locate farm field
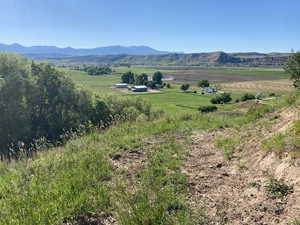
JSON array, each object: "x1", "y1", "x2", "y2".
[
  {"x1": 65, "y1": 66, "x2": 291, "y2": 113},
  {"x1": 221, "y1": 79, "x2": 292, "y2": 93},
  {"x1": 64, "y1": 69, "x2": 122, "y2": 94},
  {"x1": 115, "y1": 66, "x2": 288, "y2": 84},
  {"x1": 165, "y1": 71, "x2": 287, "y2": 84}
]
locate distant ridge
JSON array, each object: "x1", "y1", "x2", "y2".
[
  {"x1": 0, "y1": 43, "x2": 290, "y2": 66},
  {"x1": 0, "y1": 43, "x2": 170, "y2": 56},
  {"x1": 32, "y1": 51, "x2": 289, "y2": 66}
]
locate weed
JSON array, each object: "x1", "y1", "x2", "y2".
[
  {"x1": 263, "y1": 134, "x2": 286, "y2": 155},
  {"x1": 216, "y1": 136, "x2": 240, "y2": 160},
  {"x1": 292, "y1": 218, "x2": 300, "y2": 225},
  {"x1": 248, "y1": 181, "x2": 261, "y2": 190},
  {"x1": 114, "y1": 141, "x2": 191, "y2": 225},
  {"x1": 265, "y1": 177, "x2": 293, "y2": 199}
]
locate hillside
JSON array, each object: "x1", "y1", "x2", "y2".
[
  {"x1": 36, "y1": 51, "x2": 290, "y2": 66},
  {"x1": 1, "y1": 88, "x2": 300, "y2": 224},
  {"x1": 1, "y1": 53, "x2": 299, "y2": 225},
  {"x1": 0, "y1": 43, "x2": 169, "y2": 56}
]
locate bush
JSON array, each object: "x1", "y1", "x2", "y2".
[
  {"x1": 198, "y1": 105, "x2": 218, "y2": 113},
  {"x1": 265, "y1": 177, "x2": 293, "y2": 198},
  {"x1": 122, "y1": 106, "x2": 140, "y2": 121},
  {"x1": 210, "y1": 93, "x2": 232, "y2": 104},
  {"x1": 197, "y1": 80, "x2": 210, "y2": 88},
  {"x1": 241, "y1": 93, "x2": 255, "y2": 101},
  {"x1": 180, "y1": 84, "x2": 190, "y2": 92},
  {"x1": 269, "y1": 92, "x2": 276, "y2": 97},
  {"x1": 166, "y1": 83, "x2": 171, "y2": 88}
]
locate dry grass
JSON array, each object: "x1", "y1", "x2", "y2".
[{"x1": 221, "y1": 79, "x2": 293, "y2": 94}]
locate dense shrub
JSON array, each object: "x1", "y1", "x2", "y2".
[
  {"x1": 166, "y1": 83, "x2": 171, "y2": 88},
  {"x1": 198, "y1": 105, "x2": 218, "y2": 113},
  {"x1": 241, "y1": 93, "x2": 255, "y2": 101},
  {"x1": 180, "y1": 84, "x2": 190, "y2": 92},
  {"x1": 211, "y1": 93, "x2": 232, "y2": 104}
]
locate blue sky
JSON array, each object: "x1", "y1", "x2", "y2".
[{"x1": 1, "y1": 0, "x2": 299, "y2": 53}]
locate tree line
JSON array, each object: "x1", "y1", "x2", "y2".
[
  {"x1": 71, "y1": 64, "x2": 113, "y2": 75},
  {"x1": 121, "y1": 71, "x2": 164, "y2": 88},
  {"x1": 0, "y1": 53, "x2": 154, "y2": 160}
]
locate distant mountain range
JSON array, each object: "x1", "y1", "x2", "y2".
[
  {"x1": 0, "y1": 43, "x2": 170, "y2": 56},
  {"x1": 32, "y1": 51, "x2": 290, "y2": 66},
  {"x1": 0, "y1": 43, "x2": 290, "y2": 66}
]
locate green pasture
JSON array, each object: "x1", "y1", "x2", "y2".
[
  {"x1": 63, "y1": 69, "x2": 121, "y2": 94},
  {"x1": 63, "y1": 68, "x2": 285, "y2": 113},
  {"x1": 63, "y1": 69, "x2": 241, "y2": 113}
]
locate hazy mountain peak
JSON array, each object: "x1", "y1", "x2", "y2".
[{"x1": 0, "y1": 43, "x2": 169, "y2": 56}]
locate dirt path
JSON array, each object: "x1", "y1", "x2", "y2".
[{"x1": 183, "y1": 108, "x2": 300, "y2": 225}]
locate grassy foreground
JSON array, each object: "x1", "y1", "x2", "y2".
[{"x1": 0, "y1": 102, "x2": 276, "y2": 225}]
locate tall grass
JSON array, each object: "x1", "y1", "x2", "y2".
[{"x1": 0, "y1": 95, "x2": 286, "y2": 224}]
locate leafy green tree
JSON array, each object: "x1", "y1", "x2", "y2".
[
  {"x1": 29, "y1": 64, "x2": 93, "y2": 141},
  {"x1": 0, "y1": 71, "x2": 33, "y2": 159},
  {"x1": 284, "y1": 52, "x2": 300, "y2": 88},
  {"x1": 0, "y1": 53, "x2": 154, "y2": 159},
  {"x1": 152, "y1": 71, "x2": 163, "y2": 85},
  {"x1": 135, "y1": 73, "x2": 148, "y2": 85},
  {"x1": 180, "y1": 84, "x2": 190, "y2": 92},
  {"x1": 211, "y1": 93, "x2": 232, "y2": 104},
  {"x1": 121, "y1": 71, "x2": 135, "y2": 84},
  {"x1": 197, "y1": 80, "x2": 210, "y2": 88},
  {"x1": 0, "y1": 55, "x2": 97, "y2": 159}
]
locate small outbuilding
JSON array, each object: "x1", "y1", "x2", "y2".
[
  {"x1": 131, "y1": 85, "x2": 148, "y2": 92},
  {"x1": 201, "y1": 87, "x2": 217, "y2": 94},
  {"x1": 115, "y1": 83, "x2": 128, "y2": 88}
]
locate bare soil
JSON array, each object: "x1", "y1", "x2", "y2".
[
  {"x1": 184, "y1": 108, "x2": 300, "y2": 224},
  {"x1": 165, "y1": 71, "x2": 286, "y2": 84}
]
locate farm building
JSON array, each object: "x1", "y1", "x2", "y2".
[
  {"x1": 115, "y1": 83, "x2": 128, "y2": 88},
  {"x1": 201, "y1": 87, "x2": 217, "y2": 94},
  {"x1": 131, "y1": 85, "x2": 148, "y2": 92}
]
